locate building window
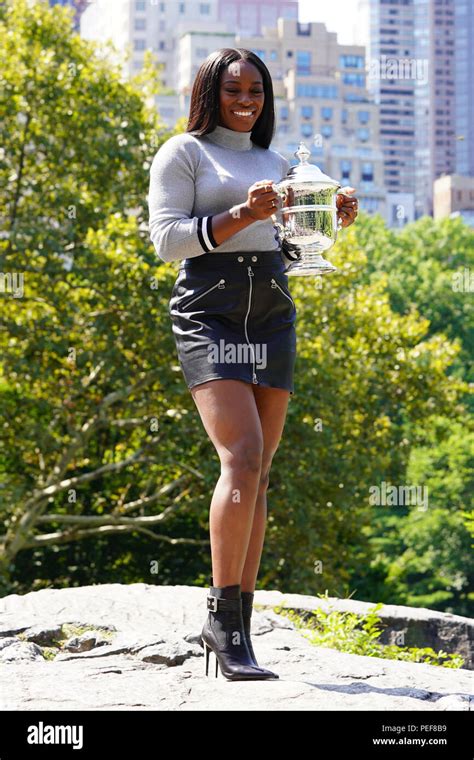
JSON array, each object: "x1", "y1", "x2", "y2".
[
  {"x1": 287, "y1": 50, "x2": 293, "y2": 57},
  {"x1": 159, "y1": 41, "x2": 165, "y2": 50},
  {"x1": 361, "y1": 197, "x2": 379, "y2": 213},
  {"x1": 134, "y1": 39, "x2": 146, "y2": 51},
  {"x1": 297, "y1": 50, "x2": 311, "y2": 75},
  {"x1": 159, "y1": 2, "x2": 165, "y2": 11},
  {"x1": 159, "y1": 20, "x2": 165, "y2": 31},
  {"x1": 297, "y1": 84, "x2": 338, "y2": 98},
  {"x1": 340, "y1": 159, "x2": 352, "y2": 180},
  {"x1": 280, "y1": 105, "x2": 289, "y2": 120},
  {"x1": 297, "y1": 22, "x2": 311, "y2": 36},
  {"x1": 361, "y1": 162, "x2": 374, "y2": 182},
  {"x1": 340, "y1": 54, "x2": 364, "y2": 69},
  {"x1": 270, "y1": 50, "x2": 278, "y2": 61},
  {"x1": 343, "y1": 73, "x2": 365, "y2": 87},
  {"x1": 134, "y1": 18, "x2": 146, "y2": 31},
  {"x1": 358, "y1": 110, "x2": 370, "y2": 124},
  {"x1": 179, "y1": 2, "x2": 185, "y2": 12},
  {"x1": 252, "y1": 49, "x2": 266, "y2": 60},
  {"x1": 341, "y1": 108, "x2": 348, "y2": 124},
  {"x1": 200, "y1": 3, "x2": 210, "y2": 13},
  {"x1": 135, "y1": 0, "x2": 146, "y2": 10},
  {"x1": 357, "y1": 127, "x2": 370, "y2": 141},
  {"x1": 301, "y1": 123, "x2": 313, "y2": 138},
  {"x1": 321, "y1": 125, "x2": 332, "y2": 138},
  {"x1": 321, "y1": 106, "x2": 333, "y2": 120},
  {"x1": 301, "y1": 105, "x2": 313, "y2": 119}
]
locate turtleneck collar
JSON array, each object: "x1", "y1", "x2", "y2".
[{"x1": 205, "y1": 123, "x2": 254, "y2": 151}]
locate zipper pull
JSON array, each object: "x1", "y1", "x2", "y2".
[
  {"x1": 271, "y1": 278, "x2": 277, "y2": 288},
  {"x1": 248, "y1": 266, "x2": 254, "y2": 277},
  {"x1": 252, "y1": 372, "x2": 258, "y2": 384},
  {"x1": 218, "y1": 279, "x2": 226, "y2": 288}
]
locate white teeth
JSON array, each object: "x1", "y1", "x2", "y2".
[{"x1": 233, "y1": 111, "x2": 254, "y2": 116}]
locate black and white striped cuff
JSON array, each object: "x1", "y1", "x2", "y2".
[{"x1": 197, "y1": 216, "x2": 218, "y2": 253}]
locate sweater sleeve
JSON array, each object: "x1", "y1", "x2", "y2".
[
  {"x1": 147, "y1": 134, "x2": 219, "y2": 263},
  {"x1": 273, "y1": 152, "x2": 295, "y2": 271}
]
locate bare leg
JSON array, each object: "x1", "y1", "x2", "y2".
[
  {"x1": 241, "y1": 386, "x2": 290, "y2": 593},
  {"x1": 190, "y1": 379, "x2": 264, "y2": 587}
]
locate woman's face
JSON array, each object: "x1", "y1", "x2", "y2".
[{"x1": 217, "y1": 60, "x2": 265, "y2": 132}]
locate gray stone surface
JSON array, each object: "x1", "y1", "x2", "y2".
[{"x1": 0, "y1": 583, "x2": 472, "y2": 711}]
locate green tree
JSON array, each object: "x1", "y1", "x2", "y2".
[
  {"x1": 0, "y1": 0, "x2": 208, "y2": 593},
  {"x1": 353, "y1": 213, "x2": 474, "y2": 384}
]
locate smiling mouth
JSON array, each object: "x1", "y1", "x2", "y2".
[{"x1": 232, "y1": 110, "x2": 256, "y2": 118}]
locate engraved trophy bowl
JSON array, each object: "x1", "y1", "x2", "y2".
[{"x1": 271, "y1": 142, "x2": 344, "y2": 276}]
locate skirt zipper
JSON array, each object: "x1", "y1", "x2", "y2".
[
  {"x1": 271, "y1": 277, "x2": 295, "y2": 308},
  {"x1": 182, "y1": 278, "x2": 226, "y2": 309},
  {"x1": 245, "y1": 266, "x2": 258, "y2": 384}
]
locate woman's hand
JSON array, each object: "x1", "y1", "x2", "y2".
[
  {"x1": 245, "y1": 179, "x2": 280, "y2": 221},
  {"x1": 336, "y1": 187, "x2": 359, "y2": 228}
]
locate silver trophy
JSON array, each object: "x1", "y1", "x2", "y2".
[{"x1": 271, "y1": 142, "x2": 344, "y2": 276}]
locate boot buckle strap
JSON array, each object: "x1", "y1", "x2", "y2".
[
  {"x1": 207, "y1": 595, "x2": 218, "y2": 612},
  {"x1": 207, "y1": 595, "x2": 239, "y2": 612}
]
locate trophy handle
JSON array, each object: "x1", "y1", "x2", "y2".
[{"x1": 271, "y1": 182, "x2": 287, "y2": 204}]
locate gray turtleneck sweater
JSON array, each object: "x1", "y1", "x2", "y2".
[{"x1": 147, "y1": 124, "x2": 291, "y2": 267}]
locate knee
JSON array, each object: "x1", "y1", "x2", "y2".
[
  {"x1": 221, "y1": 436, "x2": 264, "y2": 477},
  {"x1": 258, "y1": 461, "x2": 272, "y2": 493}
]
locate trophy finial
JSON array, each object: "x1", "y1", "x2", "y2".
[{"x1": 295, "y1": 142, "x2": 311, "y2": 164}]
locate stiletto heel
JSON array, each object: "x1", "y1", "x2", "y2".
[{"x1": 204, "y1": 640, "x2": 210, "y2": 676}]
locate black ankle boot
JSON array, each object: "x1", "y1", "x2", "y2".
[
  {"x1": 241, "y1": 590, "x2": 279, "y2": 679},
  {"x1": 201, "y1": 583, "x2": 276, "y2": 681}
]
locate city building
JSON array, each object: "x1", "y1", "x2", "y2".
[
  {"x1": 361, "y1": 0, "x2": 418, "y2": 224},
  {"x1": 433, "y1": 174, "x2": 474, "y2": 226},
  {"x1": 81, "y1": 0, "x2": 224, "y2": 86},
  {"x1": 455, "y1": 0, "x2": 474, "y2": 177},
  {"x1": 362, "y1": 0, "x2": 465, "y2": 224},
  {"x1": 217, "y1": 0, "x2": 298, "y2": 35}
]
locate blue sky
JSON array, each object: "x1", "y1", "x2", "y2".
[{"x1": 298, "y1": 0, "x2": 368, "y2": 45}]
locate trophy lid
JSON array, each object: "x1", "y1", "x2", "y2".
[{"x1": 280, "y1": 142, "x2": 340, "y2": 189}]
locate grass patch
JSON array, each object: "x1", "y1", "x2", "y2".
[{"x1": 269, "y1": 592, "x2": 464, "y2": 669}]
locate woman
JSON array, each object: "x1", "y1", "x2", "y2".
[{"x1": 148, "y1": 48, "x2": 358, "y2": 682}]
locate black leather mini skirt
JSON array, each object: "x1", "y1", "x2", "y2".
[{"x1": 168, "y1": 250, "x2": 297, "y2": 394}]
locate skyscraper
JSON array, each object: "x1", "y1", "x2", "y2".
[
  {"x1": 363, "y1": 0, "x2": 466, "y2": 223},
  {"x1": 364, "y1": 0, "x2": 417, "y2": 224},
  {"x1": 455, "y1": 0, "x2": 474, "y2": 176}
]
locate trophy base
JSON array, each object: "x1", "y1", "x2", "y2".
[{"x1": 286, "y1": 253, "x2": 337, "y2": 276}]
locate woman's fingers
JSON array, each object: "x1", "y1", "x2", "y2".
[
  {"x1": 337, "y1": 206, "x2": 358, "y2": 227},
  {"x1": 336, "y1": 189, "x2": 358, "y2": 227}
]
